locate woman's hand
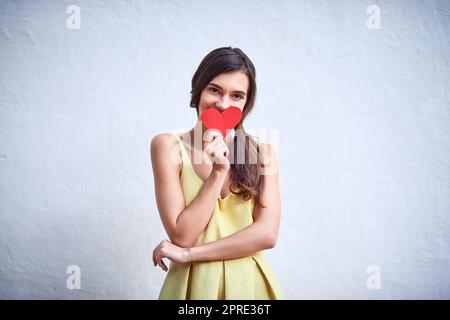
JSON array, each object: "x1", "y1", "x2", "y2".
[
  {"x1": 203, "y1": 129, "x2": 230, "y2": 174},
  {"x1": 152, "y1": 239, "x2": 191, "y2": 272}
]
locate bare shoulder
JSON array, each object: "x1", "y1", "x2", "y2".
[
  {"x1": 258, "y1": 142, "x2": 279, "y2": 175},
  {"x1": 151, "y1": 133, "x2": 179, "y2": 152},
  {"x1": 150, "y1": 133, "x2": 181, "y2": 168}
]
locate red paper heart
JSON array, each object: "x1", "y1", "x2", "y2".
[{"x1": 200, "y1": 106, "x2": 242, "y2": 137}]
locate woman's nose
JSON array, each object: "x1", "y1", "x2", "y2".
[{"x1": 215, "y1": 99, "x2": 230, "y2": 111}]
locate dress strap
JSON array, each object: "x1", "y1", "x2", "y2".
[{"x1": 171, "y1": 133, "x2": 190, "y2": 167}]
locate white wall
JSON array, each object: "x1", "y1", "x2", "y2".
[{"x1": 1, "y1": 0, "x2": 449, "y2": 299}]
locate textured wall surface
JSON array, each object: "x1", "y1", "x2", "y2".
[{"x1": 1, "y1": 0, "x2": 449, "y2": 299}]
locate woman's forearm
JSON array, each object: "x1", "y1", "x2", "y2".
[
  {"x1": 172, "y1": 170, "x2": 227, "y2": 247},
  {"x1": 186, "y1": 222, "x2": 276, "y2": 262}
]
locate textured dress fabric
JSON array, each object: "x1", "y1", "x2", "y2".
[{"x1": 158, "y1": 133, "x2": 285, "y2": 300}]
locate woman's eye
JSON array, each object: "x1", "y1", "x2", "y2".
[{"x1": 208, "y1": 87, "x2": 243, "y2": 100}]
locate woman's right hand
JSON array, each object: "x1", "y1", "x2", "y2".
[{"x1": 203, "y1": 129, "x2": 230, "y2": 174}]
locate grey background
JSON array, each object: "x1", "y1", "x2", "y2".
[{"x1": 1, "y1": 0, "x2": 449, "y2": 299}]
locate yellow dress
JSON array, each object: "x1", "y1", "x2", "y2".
[{"x1": 158, "y1": 133, "x2": 285, "y2": 300}]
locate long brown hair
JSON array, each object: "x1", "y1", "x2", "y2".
[{"x1": 189, "y1": 46, "x2": 266, "y2": 208}]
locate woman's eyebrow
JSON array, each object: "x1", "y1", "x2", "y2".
[{"x1": 208, "y1": 83, "x2": 247, "y2": 96}]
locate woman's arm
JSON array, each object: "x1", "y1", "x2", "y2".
[
  {"x1": 150, "y1": 132, "x2": 229, "y2": 249},
  {"x1": 153, "y1": 143, "x2": 281, "y2": 270}
]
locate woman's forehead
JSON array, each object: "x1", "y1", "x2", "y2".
[{"x1": 209, "y1": 71, "x2": 249, "y2": 91}]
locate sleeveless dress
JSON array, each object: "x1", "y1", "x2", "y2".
[{"x1": 158, "y1": 133, "x2": 285, "y2": 300}]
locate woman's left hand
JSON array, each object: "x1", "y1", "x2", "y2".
[{"x1": 152, "y1": 240, "x2": 191, "y2": 272}]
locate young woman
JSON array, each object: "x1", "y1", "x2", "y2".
[{"x1": 150, "y1": 46, "x2": 284, "y2": 299}]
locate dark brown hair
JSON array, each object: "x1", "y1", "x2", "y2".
[{"x1": 189, "y1": 46, "x2": 266, "y2": 208}]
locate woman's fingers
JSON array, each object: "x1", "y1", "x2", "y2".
[
  {"x1": 203, "y1": 131, "x2": 225, "y2": 156},
  {"x1": 205, "y1": 141, "x2": 223, "y2": 159},
  {"x1": 160, "y1": 259, "x2": 168, "y2": 272},
  {"x1": 156, "y1": 256, "x2": 166, "y2": 271},
  {"x1": 204, "y1": 129, "x2": 223, "y2": 144},
  {"x1": 205, "y1": 138, "x2": 229, "y2": 158},
  {"x1": 155, "y1": 247, "x2": 168, "y2": 272},
  {"x1": 152, "y1": 240, "x2": 166, "y2": 268},
  {"x1": 222, "y1": 143, "x2": 229, "y2": 158},
  {"x1": 153, "y1": 240, "x2": 170, "y2": 272},
  {"x1": 152, "y1": 244, "x2": 160, "y2": 267},
  {"x1": 212, "y1": 144, "x2": 229, "y2": 162},
  {"x1": 204, "y1": 134, "x2": 223, "y2": 152}
]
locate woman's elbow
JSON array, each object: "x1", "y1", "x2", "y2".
[
  {"x1": 170, "y1": 234, "x2": 196, "y2": 248},
  {"x1": 262, "y1": 232, "x2": 278, "y2": 249}
]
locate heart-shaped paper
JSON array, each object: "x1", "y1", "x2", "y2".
[{"x1": 200, "y1": 106, "x2": 242, "y2": 137}]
